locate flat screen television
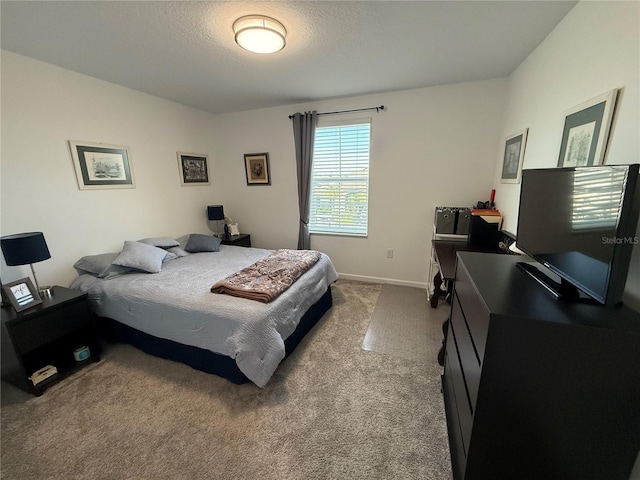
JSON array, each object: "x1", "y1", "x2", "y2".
[{"x1": 516, "y1": 163, "x2": 640, "y2": 307}]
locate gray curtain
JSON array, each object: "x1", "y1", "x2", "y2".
[{"x1": 292, "y1": 111, "x2": 318, "y2": 250}]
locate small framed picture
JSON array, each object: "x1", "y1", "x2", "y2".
[
  {"x1": 177, "y1": 152, "x2": 210, "y2": 186},
  {"x1": 557, "y1": 89, "x2": 618, "y2": 167},
  {"x1": 244, "y1": 153, "x2": 271, "y2": 185},
  {"x1": 2, "y1": 277, "x2": 42, "y2": 312},
  {"x1": 69, "y1": 141, "x2": 135, "y2": 190},
  {"x1": 501, "y1": 129, "x2": 528, "y2": 184}
]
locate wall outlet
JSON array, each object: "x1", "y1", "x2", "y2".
[{"x1": 386, "y1": 248, "x2": 394, "y2": 258}]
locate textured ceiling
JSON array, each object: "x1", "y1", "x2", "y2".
[{"x1": 1, "y1": 1, "x2": 577, "y2": 114}]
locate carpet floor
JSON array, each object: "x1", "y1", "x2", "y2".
[{"x1": 1, "y1": 280, "x2": 453, "y2": 480}]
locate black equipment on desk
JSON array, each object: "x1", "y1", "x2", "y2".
[{"x1": 468, "y1": 215, "x2": 501, "y2": 248}]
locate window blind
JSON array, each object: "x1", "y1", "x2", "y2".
[
  {"x1": 309, "y1": 121, "x2": 371, "y2": 236},
  {"x1": 572, "y1": 167, "x2": 627, "y2": 231}
]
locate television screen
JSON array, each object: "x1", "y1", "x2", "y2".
[{"x1": 516, "y1": 164, "x2": 639, "y2": 306}]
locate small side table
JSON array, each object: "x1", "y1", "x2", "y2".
[
  {"x1": 1, "y1": 286, "x2": 101, "y2": 396},
  {"x1": 220, "y1": 234, "x2": 251, "y2": 248}
]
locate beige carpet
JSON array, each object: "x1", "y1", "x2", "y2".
[
  {"x1": 362, "y1": 284, "x2": 449, "y2": 363},
  {"x1": 1, "y1": 280, "x2": 453, "y2": 480}
]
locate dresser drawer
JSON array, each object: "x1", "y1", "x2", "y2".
[
  {"x1": 447, "y1": 320, "x2": 473, "y2": 455},
  {"x1": 451, "y1": 294, "x2": 481, "y2": 410},
  {"x1": 443, "y1": 352, "x2": 468, "y2": 479},
  {"x1": 455, "y1": 263, "x2": 490, "y2": 360},
  {"x1": 11, "y1": 300, "x2": 92, "y2": 353}
]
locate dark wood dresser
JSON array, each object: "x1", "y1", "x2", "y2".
[{"x1": 442, "y1": 252, "x2": 640, "y2": 480}]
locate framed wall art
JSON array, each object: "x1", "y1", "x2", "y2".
[
  {"x1": 244, "y1": 153, "x2": 271, "y2": 185},
  {"x1": 557, "y1": 89, "x2": 618, "y2": 167},
  {"x1": 2, "y1": 277, "x2": 42, "y2": 312},
  {"x1": 177, "y1": 152, "x2": 210, "y2": 186},
  {"x1": 69, "y1": 141, "x2": 135, "y2": 190},
  {"x1": 501, "y1": 129, "x2": 528, "y2": 184}
]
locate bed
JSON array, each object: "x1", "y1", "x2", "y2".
[{"x1": 69, "y1": 235, "x2": 338, "y2": 387}]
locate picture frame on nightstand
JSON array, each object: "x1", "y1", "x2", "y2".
[{"x1": 2, "y1": 277, "x2": 42, "y2": 312}]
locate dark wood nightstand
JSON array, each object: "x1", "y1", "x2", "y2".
[
  {"x1": 1, "y1": 286, "x2": 101, "y2": 396},
  {"x1": 220, "y1": 234, "x2": 251, "y2": 248}
]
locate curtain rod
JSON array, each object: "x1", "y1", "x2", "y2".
[{"x1": 288, "y1": 105, "x2": 384, "y2": 119}]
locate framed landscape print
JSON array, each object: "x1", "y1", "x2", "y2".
[
  {"x1": 177, "y1": 152, "x2": 210, "y2": 186},
  {"x1": 501, "y1": 129, "x2": 528, "y2": 184},
  {"x1": 244, "y1": 153, "x2": 271, "y2": 185},
  {"x1": 2, "y1": 277, "x2": 42, "y2": 312},
  {"x1": 69, "y1": 141, "x2": 135, "y2": 190},
  {"x1": 557, "y1": 89, "x2": 618, "y2": 167}
]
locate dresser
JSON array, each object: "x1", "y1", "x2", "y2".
[{"x1": 442, "y1": 252, "x2": 640, "y2": 480}]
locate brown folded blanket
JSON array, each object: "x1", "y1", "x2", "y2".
[{"x1": 211, "y1": 249, "x2": 322, "y2": 303}]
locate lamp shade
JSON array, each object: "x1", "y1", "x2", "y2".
[
  {"x1": 207, "y1": 205, "x2": 225, "y2": 221},
  {"x1": 1, "y1": 232, "x2": 51, "y2": 266}
]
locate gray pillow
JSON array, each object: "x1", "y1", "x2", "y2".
[
  {"x1": 185, "y1": 234, "x2": 221, "y2": 253},
  {"x1": 73, "y1": 252, "x2": 134, "y2": 279},
  {"x1": 73, "y1": 252, "x2": 119, "y2": 276},
  {"x1": 175, "y1": 234, "x2": 190, "y2": 246},
  {"x1": 166, "y1": 246, "x2": 190, "y2": 257},
  {"x1": 100, "y1": 263, "x2": 136, "y2": 279},
  {"x1": 163, "y1": 251, "x2": 178, "y2": 262},
  {"x1": 138, "y1": 237, "x2": 180, "y2": 249},
  {"x1": 112, "y1": 241, "x2": 168, "y2": 273}
]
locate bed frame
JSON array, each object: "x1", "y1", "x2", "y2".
[{"x1": 97, "y1": 286, "x2": 333, "y2": 384}]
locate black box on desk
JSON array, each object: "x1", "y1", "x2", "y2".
[
  {"x1": 456, "y1": 208, "x2": 471, "y2": 235},
  {"x1": 434, "y1": 207, "x2": 457, "y2": 234},
  {"x1": 469, "y1": 214, "x2": 502, "y2": 248}
]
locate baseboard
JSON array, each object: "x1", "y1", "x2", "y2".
[{"x1": 337, "y1": 273, "x2": 427, "y2": 290}]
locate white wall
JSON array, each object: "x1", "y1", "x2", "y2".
[
  {"x1": 213, "y1": 80, "x2": 506, "y2": 287},
  {"x1": 492, "y1": 1, "x2": 640, "y2": 311},
  {"x1": 1, "y1": 50, "x2": 505, "y2": 289},
  {"x1": 3, "y1": 0, "x2": 637, "y2": 303},
  {"x1": 1, "y1": 51, "x2": 222, "y2": 288}
]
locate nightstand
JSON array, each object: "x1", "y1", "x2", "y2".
[
  {"x1": 220, "y1": 234, "x2": 251, "y2": 248},
  {"x1": 1, "y1": 286, "x2": 101, "y2": 396}
]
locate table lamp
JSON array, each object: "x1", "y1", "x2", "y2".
[
  {"x1": 207, "y1": 205, "x2": 225, "y2": 237},
  {"x1": 1, "y1": 232, "x2": 52, "y2": 296}
]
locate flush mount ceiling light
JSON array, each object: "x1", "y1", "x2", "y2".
[{"x1": 233, "y1": 15, "x2": 286, "y2": 54}]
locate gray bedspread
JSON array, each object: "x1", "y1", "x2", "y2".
[{"x1": 70, "y1": 245, "x2": 338, "y2": 387}]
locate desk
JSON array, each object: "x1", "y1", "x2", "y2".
[
  {"x1": 430, "y1": 240, "x2": 502, "y2": 308},
  {"x1": 431, "y1": 238, "x2": 512, "y2": 366}
]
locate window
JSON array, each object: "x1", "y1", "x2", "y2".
[
  {"x1": 572, "y1": 167, "x2": 627, "y2": 231},
  {"x1": 309, "y1": 120, "x2": 371, "y2": 236}
]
